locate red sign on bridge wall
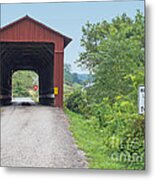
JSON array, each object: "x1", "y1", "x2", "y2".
[{"x1": 33, "y1": 85, "x2": 38, "y2": 91}]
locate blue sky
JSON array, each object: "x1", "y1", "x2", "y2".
[{"x1": 0, "y1": 0, "x2": 144, "y2": 74}]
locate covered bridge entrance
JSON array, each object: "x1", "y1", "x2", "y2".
[{"x1": 0, "y1": 16, "x2": 71, "y2": 107}]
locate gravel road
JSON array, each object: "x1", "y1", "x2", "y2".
[{"x1": 0, "y1": 105, "x2": 87, "y2": 168}]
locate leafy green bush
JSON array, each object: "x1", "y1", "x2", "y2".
[
  {"x1": 66, "y1": 90, "x2": 87, "y2": 114},
  {"x1": 65, "y1": 92, "x2": 144, "y2": 169},
  {"x1": 66, "y1": 108, "x2": 144, "y2": 170}
]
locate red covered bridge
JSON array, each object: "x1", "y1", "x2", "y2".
[{"x1": 0, "y1": 15, "x2": 72, "y2": 107}]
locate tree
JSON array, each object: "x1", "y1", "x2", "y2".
[
  {"x1": 77, "y1": 10, "x2": 144, "y2": 103},
  {"x1": 64, "y1": 63, "x2": 73, "y2": 85}
]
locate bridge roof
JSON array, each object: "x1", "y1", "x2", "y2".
[{"x1": 0, "y1": 15, "x2": 72, "y2": 48}]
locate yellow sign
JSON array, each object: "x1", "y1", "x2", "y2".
[{"x1": 54, "y1": 87, "x2": 59, "y2": 95}]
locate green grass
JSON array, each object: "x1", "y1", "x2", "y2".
[{"x1": 65, "y1": 109, "x2": 129, "y2": 170}]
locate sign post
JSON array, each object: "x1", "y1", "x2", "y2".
[{"x1": 138, "y1": 85, "x2": 145, "y2": 115}]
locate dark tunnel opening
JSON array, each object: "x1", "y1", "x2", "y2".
[{"x1": 0, "y1": 42, "x2": 55, "y2": 106}]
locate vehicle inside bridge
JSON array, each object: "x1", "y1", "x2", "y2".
[{"x1": 0, "y1": 42, "x2": 54, "y2": 106}]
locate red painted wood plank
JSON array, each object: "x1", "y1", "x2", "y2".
[{"x1": 0, "y1": 16, "x2": 71, "y2": 107}]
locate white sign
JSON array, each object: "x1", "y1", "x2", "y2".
[{"x1": 138, "y1": 86, "x2": 145, "y2": 115}]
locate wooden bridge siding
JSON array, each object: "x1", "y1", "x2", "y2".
[{"x1": 0, "y1": 18, "x2": 65, "y2": 107}]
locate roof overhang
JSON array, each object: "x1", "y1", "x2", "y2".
[{"x1": 0, "y1": 15, "x2": 72, "y2": 48}]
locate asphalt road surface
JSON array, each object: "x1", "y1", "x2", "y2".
[{"x1": 0, "y1": 103, "x2": 87, "y2": 168}]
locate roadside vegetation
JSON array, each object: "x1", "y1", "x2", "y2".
[{"x1": 65, "y1": 11, "x2": 145, "y2": 170}]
